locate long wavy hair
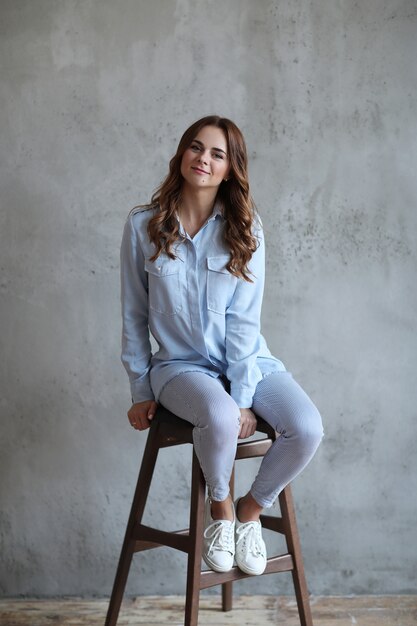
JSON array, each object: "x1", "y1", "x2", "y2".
[{"x1": 135, "y1": 115, "x2": 259, "y2": 281}]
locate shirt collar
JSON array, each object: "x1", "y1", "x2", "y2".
[
  {"x1": 175, "y1": 197, "x2": 225, "y2": 228},
  {"x1": 209, "y1": 198, "x2": 225, "y2": 221}
]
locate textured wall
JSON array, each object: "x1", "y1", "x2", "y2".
[{"x1": 1, "y1": 0, "x2": 416, "y2": 597}]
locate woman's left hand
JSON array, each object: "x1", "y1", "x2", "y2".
[{"x1": 238, "y1": 407, "x2": 257, "y2": 439}]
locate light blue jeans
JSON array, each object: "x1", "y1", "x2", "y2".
[{"x1": 159, "y1": 370, "x2": 323, "y2": 508}]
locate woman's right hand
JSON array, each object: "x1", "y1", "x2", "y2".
[{"x1": 127, "y1": 400, "x2": 158, "y2": 431}]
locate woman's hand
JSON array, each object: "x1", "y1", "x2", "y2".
[
  {"x1": 128, "y1": 400, "x2": 158, "y2": 431},
  {"x1": 238, "y1": 407, "x2": 257, "y2": 439}
]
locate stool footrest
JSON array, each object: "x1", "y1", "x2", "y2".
[
  {"x1": 260, "y1": 513, "x2": 286, "y2": 534},
  {"x1": 133, "y1": 524, "x2": 190, "y2": 553},
  {"x1": 200, "y1": 553, "x2": 294, "y2": 589}
]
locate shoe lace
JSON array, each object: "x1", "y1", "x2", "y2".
[
  {"x1": 204, "y1": 521, "x2": 234, "y2": 556},
  {"x1": 236, "y1": 522, "x2": 264, "y2": 557}
]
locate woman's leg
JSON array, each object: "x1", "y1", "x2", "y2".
[
  {"x1": 249, "y1": 371, "x2": 324, "y2": 509},
  {"x1": 158, "y1": 371, "x2": 240, "y2": 504},
  {"x1": 160, "y1": 371, "x2": 239, "y2": 572}
]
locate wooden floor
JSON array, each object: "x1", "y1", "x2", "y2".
[{"x1": 1, "y1": 595, "x2": 416, "y2": 626}]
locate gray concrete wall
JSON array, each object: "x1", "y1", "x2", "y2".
[{"x1": 1, "y1": 0, "x2": 416, "y2": 597}]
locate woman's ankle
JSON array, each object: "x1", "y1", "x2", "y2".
[
  {"x1": 210, "y1": 494, "x2": 234, "y2": 521},
  {"x1": 236, "y1": 492, "x2": 263, "y2": 523}
]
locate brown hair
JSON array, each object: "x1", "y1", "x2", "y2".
[{"x1": 136, "y1": 115, "x2": 259, "y2": 281}]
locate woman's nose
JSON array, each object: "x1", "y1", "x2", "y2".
[{"x1": 198, "y1": 151, "x2": 209, "y2": 164}]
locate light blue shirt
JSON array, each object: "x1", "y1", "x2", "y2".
[{"x1": 120, "y1": 200, "x2": 286, "y2": 408}]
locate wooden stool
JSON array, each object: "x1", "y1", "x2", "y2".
[{"x1": 105, "y1": 405, "x2": 314, "y2": 626}]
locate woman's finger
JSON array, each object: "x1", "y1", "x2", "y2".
[
  {"x1": 128, "y1": 411, "x2": 149, "y2": 430},
  {"x1": 135, "y1": 416, "x2": 150, "y2": 430},
  {"x1": 147, "y1": 405, "x2": 156, "y2": 420},
  {"x1": 239, "y1": 422, "x2": 249, "y2": 439}
]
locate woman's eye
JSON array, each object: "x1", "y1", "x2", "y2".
[
  {"x1": 213, "y1": 153, "x2": 224, "y2": 159},
  {"x1": 190, "y1": 144, "x2": 200, "y2": 151}
]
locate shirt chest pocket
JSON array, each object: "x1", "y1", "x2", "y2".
[
  {"x1": 145, "y1": 258, "x2": 183, "y2": 316},
  {"x1": 206, "y1": 256, "x2": 238, "y2": 315}
]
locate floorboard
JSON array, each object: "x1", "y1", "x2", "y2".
[{"x1": 0, "y1": 595, "x2": 416, "y2": 626}]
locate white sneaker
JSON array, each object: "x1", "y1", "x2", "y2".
[
  {"x1": 235, "y1": 499, "x2": 267, "y2": 575},
  {"x1": 202, "y1": 497, "x2": 235, "y2": 573}
]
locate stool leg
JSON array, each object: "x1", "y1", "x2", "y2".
[
  {"x1": 279, "y1": 485, "x2": 314, "y2": 626},
  {"x1": 105, "y1": 424, "x2": 161, "y2": 626},
  {"x1": 221, "y1": 464, "x2": 235, "y2": 612},
  {"x1": 184, "y1": 449, "x2": 206, "y2": 626}
]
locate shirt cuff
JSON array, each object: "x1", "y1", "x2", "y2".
[
  {"x1": 230, "y1": 386, "x2": 254, "y2": 409},
  {"x1": 130, "y1": 378, "x2": 155, "y2": 404}
]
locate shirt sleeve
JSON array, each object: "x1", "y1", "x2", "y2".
[
  {"x1": 120, "y1": 215, "x2": 154, "y2": 403},
  {"x1": 225, "y1": 222, "x2": 265, "y2": 408}
]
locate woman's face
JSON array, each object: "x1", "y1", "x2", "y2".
[{"x1": 180, "y1": 125, "x2": 231, "y2": 191}]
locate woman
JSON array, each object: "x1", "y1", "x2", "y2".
[{"x1": 120, "y1": 115, "x2": 323, "y2": 576}]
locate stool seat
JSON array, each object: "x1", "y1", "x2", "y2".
[{"x1": 105, "y1": 405, "x2": 314, "y2": 626}]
